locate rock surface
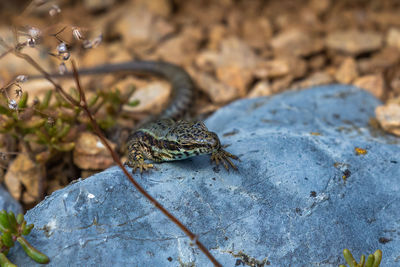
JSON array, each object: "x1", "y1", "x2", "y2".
[
  {"x1": 0, "y1": 185, "x2": 22, "y2": 214},
  {"x1": 326, "y1": 30, "x2": 383, "y2": 55},
  {"x1": 8, "y1": 85, "x2": 400, "y2": 266},
  {"x1": 4, "y1": 154, "x2": 44, "y2": 204},
  {"x1": 376, "y1": 102, "x2": 400, "y2": 136},
  {"x1": 73, "y1": 132, "x2": 117, "y2": 170}
]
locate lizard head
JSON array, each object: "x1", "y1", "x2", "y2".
[{"x1": 166, "y1": 121, "x2": 221, "y2": 155}]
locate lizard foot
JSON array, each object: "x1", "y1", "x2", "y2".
[
  {"x1": 125, "y1": 161, "x2": 154, "y2": 173},
  {"x1": 211, "y1": 149, "x2": 239, "y2": 171}
]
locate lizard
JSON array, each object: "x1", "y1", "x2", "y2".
[{"x1": 32, "y1": 60, "x2": 238, "y2": 173}]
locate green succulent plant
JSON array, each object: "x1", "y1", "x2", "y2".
[
  {"x1": 0, "y1": 90, "x2": 75, "y2": 154},
  {"x1": 339, "y1": 248, "x2": 382, "y2": 267},
  {"x1": 0, "y1": 210, "x2": 49, "y2": 266},
  {"x1": 0, "y1": 85, "x2": 137, "y2": 162}
]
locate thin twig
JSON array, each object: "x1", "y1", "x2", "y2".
[{"x1": 8, "y1": 48, "x2": 221, "y2": 266}]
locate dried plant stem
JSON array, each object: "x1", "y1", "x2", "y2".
[{"x1": 11, "y1": 49, "x2": 221, "y2": 266}]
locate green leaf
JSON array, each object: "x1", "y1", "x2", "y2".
[
  {"x1": 0, "y1": 211, "x2": 11, "y2": 231},
  {"x1": 68, "y1": 87, "x2": 80, "y2": 103},
  {"x1": 17, "y1": 236, "x2": 49, "y2": 264},
  {"x1": 18, "y1": 92, "x2": 28, "y2": 109},
  {"x1": 39, "y1": 90, "x2": 52, "y2": 109},
  {"x1": 6, "y1": 212, "x2": 17, "y2": 233},
  {"x1": 52, "y1": 142, "x2": 75, "y2": 152},
  {"x1": 359, "y1": 254, "x2": 365, "y2": 267},
  {"x1": 372, "y1": 250, "x2": 382, "y2": 267},
  {"x1": 55, "y1": 124, "x2": 71, "y2": 139},
  {"x1": 0, "y1": 252, "x2": 17, "y2": 267},
  {"x1": 1, "y1": 232, "x2": 14, "y2": 248},
  {"x1": 0, "y1": 106, "x2": 11, "y2": 115},
  {"x1": 20, "y1": 221, "x2": 26, "y2": 234},
  {"x1": 21, "y1": 223, "x2": 34, "y2": 236},
  {"x1": 343, "y1": 249, "x2": 357, "y2": 267},
  {"x1": 127, "y1": 99, "x2": 140, "y2": 107},
  {"x1": 34, "y1": 130, "x2": 50, "y2": 144},
  {"x1": 88, "y1": 94, "x2": 99, "y2": 107},
  {"x1": 24, "y1": 118, "x2": 46, "y2": 129},
  {"x1": 365, "y1": 254, "x2": 375, "y2": 267},
  {"x1": 16, "y1": 214, "x2": 24, "y2": 225}
]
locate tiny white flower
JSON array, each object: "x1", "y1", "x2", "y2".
[
  {"x1": 8, "y1": 99, "x2": 17, "y2": 110},
  {"x1": 15, "y1": 75, "x2": 28, "y2": 83},
  {"x1": 57, "y1": 43, "x2": 68, "y2": 54},
  {"x1": 28, "y1": 27, "x2": 41, "y2": 38}
]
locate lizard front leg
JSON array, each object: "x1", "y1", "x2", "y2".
[
  {"x1": 211, "y1": 148, "x2": 239, "y2": 171},
  {"x1": 125, "y1": 143, "x2": 154, "y2": 173}
]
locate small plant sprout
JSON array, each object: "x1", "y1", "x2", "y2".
[
  {"x1": 339, "y1": 248, "x2": 382, "y2": 267},
  {"x1": 0, "y1": 210, "x2": 49, "y2": 265}
]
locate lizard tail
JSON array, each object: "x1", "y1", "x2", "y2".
[{"x1": 28, "y1": 60, "x2": 195, "y2": 120}]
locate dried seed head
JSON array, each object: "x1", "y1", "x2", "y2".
[
  {"x1": 57, "y1": 42, "x2": 68, "y2": 54},
  {"x1": 82, "y1": 40, "x2": 92, "y2": 49},
  {"x1": 0, "y1": 152, "x2": 7, "y2": 161},
  {"x1": 82, "y1": 33, "x2": 103, "y2": 49},
  {"x1": 49, "y1": 5, "x2": 61, "y2": 16},
  {"x1": 62, "y1": 51, "x2": 70, "y2": 61},
  {"x1": 15, "y1": 88, "x2": 23, "y2": 97},
  {"x1": 91, "y1": 33, "x2": 102, "y2": 48},
  {"x1": 33, "y1": 98, "x2": 39, "y2": 106},
  {"x1": 8, "y1": 99, "x2": 17, "y2": 110},
  {"x1": 47, "y1": 117, "x2": 55, "y2": 126},
  {"x1": 15, "y1": 75, "x2": 28, "y2": 83},
  {"x1": 28, "y1": 27, "x2": 41, "y2": 39},
  {"x1": 58, "y1": 62, "x2": 67, "y2": 74},
  {"x1": 27, "y1": 37, "x2": 36, "y2": 47},
  {"x1": 72, "y1": 27, "x2": 84, "y2": 40}
]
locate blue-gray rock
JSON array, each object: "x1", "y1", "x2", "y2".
[
  {"x1": 8, "y1": 85, "x2": 400, "y2": 266},
  {"x1": 0, "y1": 185, "x2": 22, "y2": 214}
]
